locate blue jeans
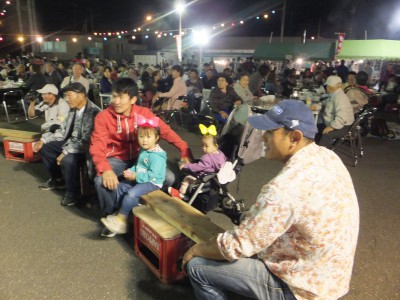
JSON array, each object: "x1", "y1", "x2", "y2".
[
  {"x1": 187, "y1": 257, "x2": 296, "y2": 300},
  {"x1": 117, "y1": 181, "x2": 159, "y2": 216},
  {"x1": 94, "y1": 157, "x2": 175, "y2": 215}
]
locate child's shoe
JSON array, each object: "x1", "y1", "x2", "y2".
[
  {"x1": 101, "y1": 215, "x2": 127, "y2": 234},
  {"x1": 168, "y1": 187, "x2": 184, "y2": 200}
]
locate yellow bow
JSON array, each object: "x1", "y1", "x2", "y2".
[{"x1": 199, "y1": 124, "x2": 217, "y2": 136}]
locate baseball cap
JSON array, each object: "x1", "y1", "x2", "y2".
[
  {"x1": 37, "y1": 84, "x2": 58, "y2": 95},
  {"x1": 248, "y1": 100, "x2": 317, "y2": 139},
  {"x1": 61, "y1": 82, "x2": 87, "y2": 96},
  {"x1": 325, "y1": 75, "x2": 342, "y2": 87}
]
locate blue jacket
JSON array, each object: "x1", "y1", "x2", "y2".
[{"x1": 130, "y1": 145, "x2": 167, "y2": 187}]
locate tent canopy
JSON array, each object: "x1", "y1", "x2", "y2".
[
  {"x1": 253, "y1": 42, "x2": 335, "y2": 61},
  {"x1": 337, "y1": 40, "x2": 400, "y2": 60}
]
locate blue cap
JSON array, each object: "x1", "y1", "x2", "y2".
[{"x1": 248, "y1": 100, "x2": 317, "y2": 139}]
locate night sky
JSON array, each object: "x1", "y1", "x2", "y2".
[{"x1": 3, "y1": 0, "x2": 400, "y2": 39}]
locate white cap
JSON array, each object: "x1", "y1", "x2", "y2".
[
  {"x1": 325, "y1": 75, "x2": 342, "y2": 87},
  {"x1": 37, "y1": 84, "x2": 59, "y2": 95}
]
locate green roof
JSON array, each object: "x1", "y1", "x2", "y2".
[
  {"x1": 253, "y1": 42, "x2": 335, "y2": 60},
  {"x1": 337, "y1": 40, "x2": 400, "y2": 60}
]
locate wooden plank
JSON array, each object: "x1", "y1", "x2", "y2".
[
  {"x1": 132, "y1": 206, "x2": 181, "y2": 239},
  {"x1": 141, "y1": 190, "x2": 224, "y2": 244},
  {"x1": 0, "y1": 128, "x2": 41, "y2": 139}
]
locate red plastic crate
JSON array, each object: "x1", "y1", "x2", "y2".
[
  {"x1": 3, "y1": 137, "x2": 41, "y2": 162},
  {"x1": 133, "y1": 206, "x2": 194, "y2": 284}
]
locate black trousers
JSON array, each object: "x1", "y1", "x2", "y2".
[
  {"x1": 40, "y1": 140, "x2": 85, "y2": 195},
  {"x1": 316, "y1": 124, "x2": 351, "y2": 149}
]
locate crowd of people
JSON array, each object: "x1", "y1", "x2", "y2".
[{"x1": 1, "y1": 50, "x2": 381, "y2": 299}]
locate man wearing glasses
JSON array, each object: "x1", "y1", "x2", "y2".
[{"x1": 33, "y1": 82, "x2": 100, "y2": 206}]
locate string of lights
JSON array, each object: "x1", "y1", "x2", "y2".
[{"x1": 0, "y1": 5, "x2": 281, "y2": 43}]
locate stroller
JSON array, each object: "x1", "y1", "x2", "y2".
[{"x1": 181, "y1": 104, "x2": 264, "y2": 225}]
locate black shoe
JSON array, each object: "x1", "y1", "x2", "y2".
[
  {"x1": 39, "y1": 178, "x2": 65, "y2": 190},
  {"x1": 100, "y1": 226, "x2": 117, "y2": 238},
  {"x1": 61, "y1": 193, "x2": 79, "y2": 206}
]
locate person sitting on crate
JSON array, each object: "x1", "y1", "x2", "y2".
[
  {"x1": 27, "y1": 84, "x2": 70, "y2": 133},
  {"x1": 154, "y1": 65, "x2": 186, "y2": 110},
  {"x1": 33, "y1": 82, "x2": 101, "y2": 206},
  {"x1": 101, "y1": 116, "x2": 167, "y2": 235},
  {"x1": 183, "y1": 100, "x2": 359, "y2": 300},
  {"x1": 168, "y1": 124, "x2": 226, "y2": 201},
  {"x1": 89, "y1": 78, "x2": 192, "y2": 237},
  {"x1": 209, "y1": 74, "x2": 242, "y2": 127}
]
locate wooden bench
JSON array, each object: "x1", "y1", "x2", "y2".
[
  {"x1": 0, "y1": 128, "x2": 41, "y2": 162},
  {"x1": 141, "y1": 190, "x2": 224, "y2": 244}
]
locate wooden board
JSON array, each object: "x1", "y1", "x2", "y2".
[
  {"x1": 141, "y1": 190, "x2": 224, "y2": 244},
  {"x1": 0, "y1": 128, "x2": 41, "y2": 139},
  {"x1": 132, "y1": 206, "x2": 181, "y2": 239}
]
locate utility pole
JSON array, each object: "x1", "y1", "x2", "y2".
[
  {"x1": 349, "y1": 6, "x2": 356, "y2": 39},
  {"x1": 16, "y1": 0, "x2": 25, "y2": 51},
  {"x1": 280, "y1": 0, "x2": 287, "y2": 43}
]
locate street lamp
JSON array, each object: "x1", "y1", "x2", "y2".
[
  {"x1": 192, "y1": 28, "x2": 210, "y2": 73},
  {"x1": 175, "y1": 1, "x2": 185, "y2": 64}
]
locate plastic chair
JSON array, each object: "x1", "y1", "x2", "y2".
[
  {"x1": 0, "y1": 89, "x2": 27, "y2": 123},
  {"x1": 331, "y1": 105, "x2": 377, "y2": 166}
]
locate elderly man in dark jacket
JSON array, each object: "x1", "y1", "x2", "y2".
[{"x1": 34, "y1": 82, "x2": 101, "y2": 206}]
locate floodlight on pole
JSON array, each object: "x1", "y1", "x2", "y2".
[
  {"x1": 192, "y1": 28, "x2": 210, "y2": 73},
  {"x1": 175, "y1": 1, "x2": 185, "y2": 63}
]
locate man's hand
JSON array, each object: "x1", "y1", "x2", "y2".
[
  {"x1": 323, "y1": 126, "x2": 334, "y2": 134},
  {"x1": 56, "y1": 153, "x2": 65, "y2": 166},
  {"x1": 220, "y1": 111, "x2": 229, "y2": 119},
  {"x1": 234, "y1": 100, "x2": 242, "y2": 107},
  {"x1": 33, "y1": 140, "x2": 43, "y2": 153},
  {"x1": 180, "y1": 156, "x2": 191, "y2": 164},
  {"x1": 102, "y1": 170, "x2": 119, "y2": 190},
  {"x1": 182, "y1": 244, "x2": 198, "y2": 275}
]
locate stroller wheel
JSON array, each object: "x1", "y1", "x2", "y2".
[
  {"x1": 231, "y1": 212, "x2": 246, "y2": 225},
  {"x1": 222, "y1": 197, "x2": 235, "y2": 211}
]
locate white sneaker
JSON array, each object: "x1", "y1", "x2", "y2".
[{"x1": 101, "y1": 215, "x2": 127, "y2": 234}]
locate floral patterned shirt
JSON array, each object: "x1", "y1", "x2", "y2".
[{"x1": 217, "y1": 143, "x2": 359, "y2": 300}]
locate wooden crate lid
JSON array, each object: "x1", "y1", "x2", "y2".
[
  {"x1": 0, "y1": 128, "x2": 41, "y2": 139},
  {"x1": 3, "y1": 136, "x2": 38, "y2": 142},
  {"x1": 133, "y1": 205, "x2": 181, "y2": 239},
  {"x1": 141, "y1": 190, "x2": 224, "y2": 244}
]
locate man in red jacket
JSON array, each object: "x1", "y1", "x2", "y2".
[{"x1": 90, "y1": 78, "x2": 191, "y2": 237}]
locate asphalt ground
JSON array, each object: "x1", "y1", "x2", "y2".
[{"x1": 0, "y1": 115, "x2": 399, "y2": 300}]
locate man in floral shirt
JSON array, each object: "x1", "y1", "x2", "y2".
[{"x1": 183, "y1": 100, "x2": 359, "y2": 300}]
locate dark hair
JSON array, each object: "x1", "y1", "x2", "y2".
[
  {"x1": 356, "y1": 71, "x2": 368, "y2": 85},
  {"x1": 238, "y1": 72, "x2": 250, "y2": 80},
  {"x1": 348, "y1": 71, "x2": 357, "y2": 76},
  {"x1": 31, "y1": 64, "x2": 42, "y2": 73},
  {"x1": 171, "y1": 65, "x2": 183, "y2": 76},
  {"x1": 112, "y1": 78, "x2": 139, "y2": 98},
  {"x1": 189, "y1": 69, "x2": 198, "y2": 75},
  {"x1": 258, "y1": 64, "x2": 270, "y2": 76},
  {"x1": 104, "y1": 66, "x2": 112, "y2": 72}
]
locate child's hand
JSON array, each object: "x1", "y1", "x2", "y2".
[
  {"x1": 178, "y1": 161, "x2": 185, "y2": 170},
  {"x1": 123, "y1": 169, "x2": 136, "y2": 181}
]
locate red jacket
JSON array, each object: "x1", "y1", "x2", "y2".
[{"x1": 90, "y1": 104, "x2": 190, "y2": 175}]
